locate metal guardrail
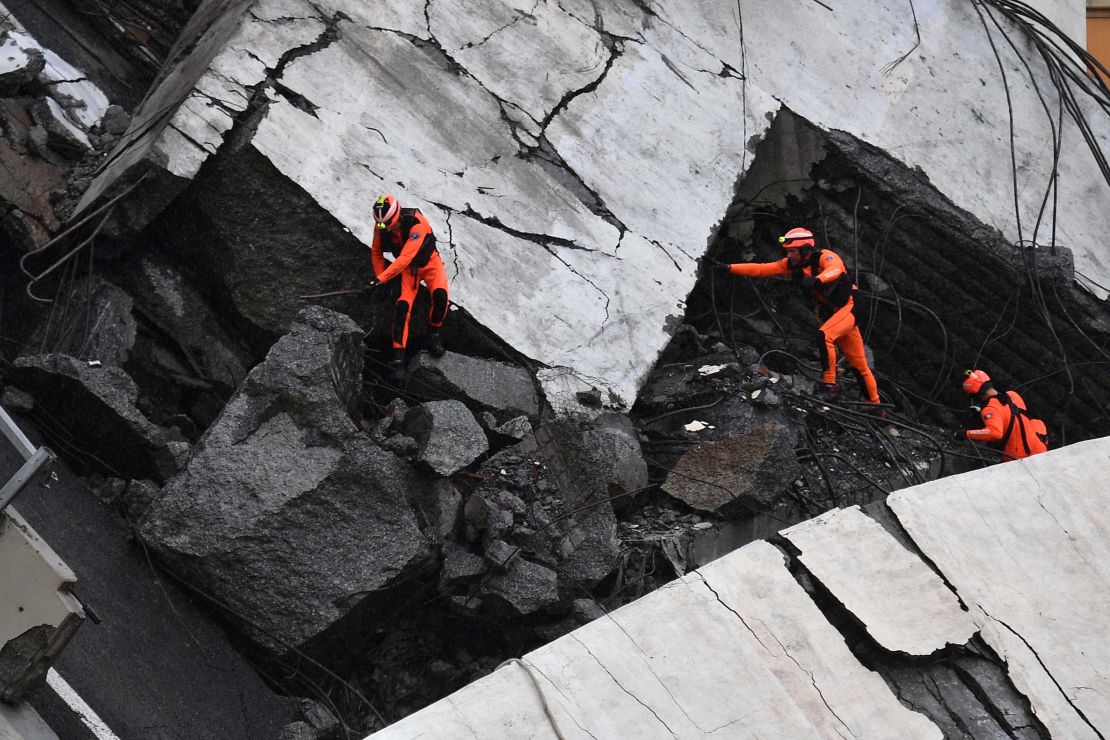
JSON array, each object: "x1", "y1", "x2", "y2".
[{"x1": 0, "y1": 404, "x2": 55, "y2": 513}]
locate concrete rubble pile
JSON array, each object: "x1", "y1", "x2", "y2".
[{"x1": 0, "y1": 0, "x2": 1107, "y2": 736}]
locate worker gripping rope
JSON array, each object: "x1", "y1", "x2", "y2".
[
  {"x1": 368, "y1": 194, "x2": 450, "y2": 379},
  {"x1": 960, "y1": 369, "x2": 1048, "y2": 462},
  {"x1": 714, "y1": 227, "x2": 882, "y2": 406}
]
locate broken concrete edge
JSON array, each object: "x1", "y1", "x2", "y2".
[
  {"x1": 73, "y1": 0, "x2": 257, "y2": 221},
  {"x1": 723, "y1": 534, "x2": 1051, "y2": 737}
]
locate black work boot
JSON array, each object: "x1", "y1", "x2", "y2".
[
  {"x1": 388, "y1": 349, "x2": 406, "y2": 384},
  {"x1": 814, "y1": 382, "x2": 840, "y2": 401},
  {"x1": 428, "y1": 330, "x2": 445, "y2": 358}
]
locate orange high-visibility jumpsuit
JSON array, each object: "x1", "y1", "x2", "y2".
[
  {"x1": 371, "y1": 208, "x2": 449, "y2": 350},
  {"x1": 966, "y1": 390, "x2": 1048, "y2": 462},
  {"x1": 728, "y1": 249, "x2": 880, "y2": 403}
]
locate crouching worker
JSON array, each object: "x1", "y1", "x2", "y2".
[
  {"x1": 368, "y1": 194, "x2": 449, "y2": 378},
  {"x1": 960, "y1": 369, "x2": 1048, "y2": 462},
  {"x1": 717, "y1": 227, "x2": 881, "y2": 405}
]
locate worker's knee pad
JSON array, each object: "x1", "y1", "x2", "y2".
[
  {"x1": 392, "y1": 301, "x2": 411, "y2": 346},
  {"x1": 430, "y1": 288, "x2": 448, "y2": 326}
]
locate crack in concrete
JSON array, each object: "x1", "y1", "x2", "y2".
[
  {"x1": 443, "y1": 209, "x2": 460, "y2": 280},
  {"x1": 762, "y1": 627, "x2": 856, "y2": 739},
  {"x1": 460, "y1": 0, "x2": 540, "y2": 51},
  {"x1": 204, "y1": 6, "x2": 345, "y2": 159},
  {"x1": 1022, "y1": 468, "x2": 1110, "y2": 595},
  {"x1": 446, "y1": 697, "x2": 481, "y2": 738},
  {"x1": 537, "y1": 34, "x2": 618, "y2": 134},
  {"x1": 569, "y1": 634, "x2": 678, "y2": 736},
  {"x1": 983, "y1": 608, "x2": 1106, "y2": 740},
  {"x1": 190, "y1": 89, "x2": 244, "y2": 117},
  {"x1": 692, "y1": 571, "x2": 772, "y2": 653},
  {"x1": 659, "y1": 52, "x2": 696, "y2": 92},
  {"x1": 694, "y1": 570, "x2": 855, "y2": 738},
  {"x1": 542, "y1": 244, "x2": 612, "y2": 324},
  {"x1": 573, "y1": 585, "x2": 709, "y2": 733},
  {"x1": 648, "y1": 237, "x2": 683, "y2": 271},
  {"x1": 168, "y1": 122, "x2": 216, "y2": 155},
  {"x1": 363, "y1": 9, "x2": 632, "y2": 253},
  {"x1": 456, "y1": 205, "x2": 592, "y2": 251}
]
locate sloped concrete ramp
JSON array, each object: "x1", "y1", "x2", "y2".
[{"x1": 369, "y1": 438, "x2": 1110, "y2": 738}]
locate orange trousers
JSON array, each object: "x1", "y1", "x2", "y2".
[
  {"x1": 817, "y1": 299, "x2": 880, "y2": 403},
  {"x1": 392, "y1": 252, "x2": 449, "y2": 349}
]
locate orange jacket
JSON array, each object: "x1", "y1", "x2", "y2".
[
  {"x1": 371, "y1": 208, "x2": 436, "y2": 283},
  {"x1": 728, "y1": 249, "x2": 851, "y2": 306},
  {"x1": 966, "y1": 390, "x2": 1048, "y2": 461}
]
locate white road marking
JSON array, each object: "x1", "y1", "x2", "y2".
[{"x1": 46, "y1": 669, "x2": 120, "y2": 740}]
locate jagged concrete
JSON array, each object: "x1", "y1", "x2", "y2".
[
  {"x1": 367, "y1": 438, "x2": 1110, "y2": 739},
  {"x1": 72, "y1": 0, "x2": 1110, "y2": 408}
]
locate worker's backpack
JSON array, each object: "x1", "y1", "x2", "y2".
[{"x1": 998, "y1": 391, "x2": 1049, "y2": 457}]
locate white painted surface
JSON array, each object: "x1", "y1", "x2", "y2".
[
  {"x1": 45, "y1": 670, "x2": 120, "y2": 740},
  {"x1": 370, "y1": 540, "x2": 940, "y2": 739},
  {"x1": 783, "y1": 506, "x2": 978, "y2": 656},
  {"x1": 889, "y1": 438, "x2": 1110, "y2": 739}
]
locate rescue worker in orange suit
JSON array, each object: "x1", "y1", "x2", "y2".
[
  {"x1": 717, "y1": 227, "x2": 881, "y2": 404},
  {"x1": 960, "y1": 369, "x2": 1048, "y2": 462},
  {"x1": 368, "y1": 194, "x2": 449, "y2": 377}
]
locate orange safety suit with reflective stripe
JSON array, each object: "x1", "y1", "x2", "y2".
[
  {"x1": 728, "y1": 249, "x2": 880, "y2": 403},
  {"x1": 966, "y1": 390, "x2": 1048, "y2": 462},
  {"x1": 371, "y1": 208, "x2": 449, "y2": 350}
]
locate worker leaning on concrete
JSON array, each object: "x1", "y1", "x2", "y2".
[
  {"x1": 960, "y1": 369, "x2": 1048, "y2": 462},
  {"x1": 716, "y1": 227, "x2": 881, "y2": 405},
  {"x1": 368, "y1": 194, "x2": 449, "y2": 377}
]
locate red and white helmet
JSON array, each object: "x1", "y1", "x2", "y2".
[
  {"x1": 962, "y1": 369, "x2": 991, "y2": 394},
  {"x1": 778, "y1": 227, "x2": 815, "y2": 250},
  {"x1": 373, "y1": 194, "x2": 401, "y2": 230}
]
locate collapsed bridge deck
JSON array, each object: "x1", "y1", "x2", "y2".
[{"x1": 369, "y1": 438, "x2": 1110, "y2": 739}]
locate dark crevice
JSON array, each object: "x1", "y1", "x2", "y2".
[
  {"x1": 537, "y1": 34, "x2": 621, "y2": 134},
  {"x1": 271, "y1": 80, "x2": 319, "y2": 118},
  {"x1": 213, "y1": 8, "x2": 344, "y2": 156},
  {"x1": 769, "y1": 536, "x2": 1049, "y2": 738},
  {"x1": 452, "y1": 204, "x2": 593, "y2": 252}
]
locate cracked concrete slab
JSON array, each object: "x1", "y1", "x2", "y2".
[
  {"x1": 76, "y1": 0, "x2": 1110, "y2": 407},
  {"x1": 888, "y1": 438, "x2": 1110, "y2": 739},
  {"x1": 369, "y1": 540, "x2": 939, "y2": 738},
  {"x1": 782, "y1": 506, "x2": 978, "y2": 656},
  {"x1": 429, "y1": 0, "x2": 610, "y2": 126}
]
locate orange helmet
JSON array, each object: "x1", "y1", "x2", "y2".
[
  {"x1": 778, "y1": 227, "x2": 815, "y2": 250},
  {"x1": 962, "y1": 369, "x2": 991, "y2": 394},
  {"x1": 373, "y1": 194, "x2": 401, "y2": 230}
]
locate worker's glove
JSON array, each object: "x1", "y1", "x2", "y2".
[
  {"x1": 952, "y1": 429, "x2": 967, "y2": 443},
  {"x1": 707, "y1": 259, "x2": 731, "y2": 276},
  {"x1": 363, "y1": 279, "x2": 382, "y2": 296}
]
